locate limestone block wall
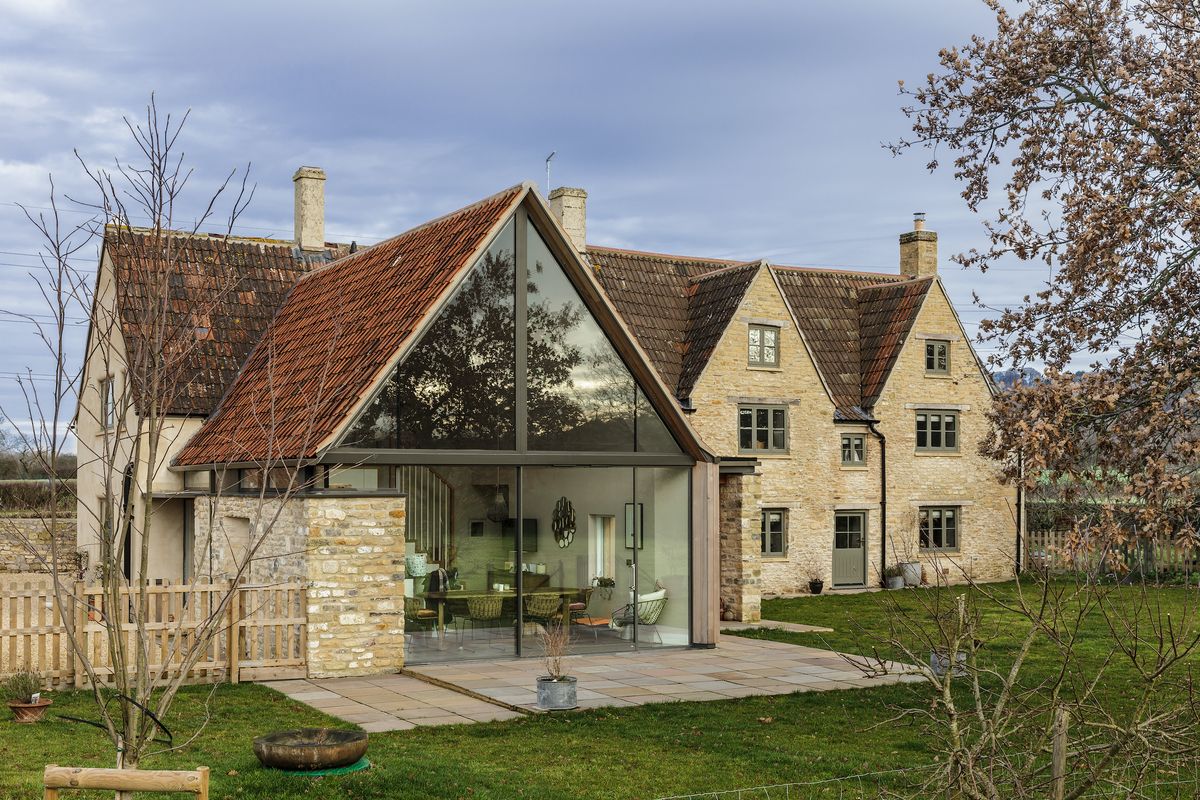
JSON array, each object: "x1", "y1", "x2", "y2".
[
  {"x1": 873, "y1": 282, "x2": 1018, "y2": 584},
  {"x1": 688, "y1": 269, "x2": 1016, "y2": 595},
  {"x1": 0, "y1": 517, "x2": 81, "y2": 575},
  {"x1": 719, "y1": 472, "x2": 761, "y2": 622},
  {"x1": 303, "y1": 497, "x2": 406, "y2": 678},
  {"x1": 192, "y1": 495, "x2": 309, "y2": 583}
]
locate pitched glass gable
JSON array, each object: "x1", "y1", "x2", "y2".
[
  {"x1": 342, "y1": 219, "x2": 517, "y2": 449},
  {"x1": 341, "y1": 208, "x2": 680, "y2": 455}
]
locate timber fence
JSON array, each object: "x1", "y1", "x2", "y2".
[{"x1": 0, "y1": 577, "x2": 306, "y2": 687}]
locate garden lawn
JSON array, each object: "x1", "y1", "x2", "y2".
[
  {"x1": 3, "y1": 581, "x2": 1193, "y2": 799},
  {"x1": 0, "y1": 680, "x2": 930, "y2": 800},
  {"x1": 732, "y1": 579, "x2": 1200, "y2": 714}
]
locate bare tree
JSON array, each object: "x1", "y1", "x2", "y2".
[{"x1": 3, "y1": 96, "x2": 335, "y2": 787}]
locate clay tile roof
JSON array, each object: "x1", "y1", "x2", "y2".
[
  {"x1": 106, "y1": 229, "x2": 345, "y2": 416},
  {"x1": 859, "y1": 277, "x2": 934, "y2": 407},
  {"x1": 174, "y1": 185, "x2": 523, "y2": 466},
  {"x1": 588, "y1": 246, "x2": 755, "y2": 399},
  {"x1": 680, "y1": 262, "x2": 761, "y2": 398}
]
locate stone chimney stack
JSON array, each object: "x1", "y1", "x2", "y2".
[
  {"x1": 293, "y1": 166, "x2": 326, "y2": 251},
  {"x1": 548, "y1": 186, "x2": 587, "y2": 252},
  {"x1": 900, "y1": 211, "x2": 937, "y2": 278}
]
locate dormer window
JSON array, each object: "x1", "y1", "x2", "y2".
[
  {"x1": 925, "y1": 339, "x2": 950, "y2": 374},
  {"x1": 748, "y1": 324, "x2": 779, "y2": 367}
]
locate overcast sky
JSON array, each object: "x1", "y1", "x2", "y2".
[{"x1": 0, "y1": 0, "x2": 1050, "y2": 447}]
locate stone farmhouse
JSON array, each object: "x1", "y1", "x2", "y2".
[{"x1": 73, "y1": 168, "x2": 1017, "y2": 676}]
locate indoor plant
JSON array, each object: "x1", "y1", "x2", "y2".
[
  {"x1": 535, "y1": 620, "x2": 577, "y2": 710},
  {"x1": 5, "y1": 666, "x2": 51, "y2": 723},
  {"x1": 883, "y1": 564, "x2": 905, "y2": 590}
]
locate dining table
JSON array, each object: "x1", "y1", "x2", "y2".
[{"x1": 421, "y1": 585, "x2": 582, "y2": 636}]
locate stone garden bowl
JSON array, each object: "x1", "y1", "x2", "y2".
[{"x1": 252, "y1": 728, "x2": 368, "y2": 771}]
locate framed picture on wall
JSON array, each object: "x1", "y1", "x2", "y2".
[
  {"x1": 469, "y1": 519, "x2": 487, "y2": 537},
  {"x1": 624, "y1": 503, "x2": 644, "y2": 550}
]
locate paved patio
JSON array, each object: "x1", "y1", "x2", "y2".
[
  {"x1": 263, "y1": 673, "x2": 524, "y2": 732},
  {"x1": 406, "y1": 635, "x2": 915, "y2": 712},
  {"x1": 265, "y1": 636, "x2": 915, "y2": 729}
]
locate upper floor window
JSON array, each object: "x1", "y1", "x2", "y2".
[
  {"x1": 841, "y1": 434, "x2": 866, "y2": 465},
  {"x1": 925, "y1": 339, "x2": 950, "y2": 374},
  {"x1": 100, "y1": 377, "x2": 116, "y2": 431},
  {"x1": 748, "y1": 324, "x2": 780, "y2": 367},
  {"x1": 739, "y1": 405, "x2": 787, "y2": 453},
  {"x1": 761, "y1": 508, "x2": 787, "y2": 556},
  {"x1": 919, "y1": 506, "x2": 959, "y2": 551},
  {"x1": 916, "y1": 411, "x2": 958, "y2": 452}
]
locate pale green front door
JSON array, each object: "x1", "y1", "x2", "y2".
[{"x1": 832, "y1": 512, "x2": 866, "y2": 587}]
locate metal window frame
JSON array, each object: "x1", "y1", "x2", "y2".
[
  {"x1": 760, "y1": 507, "x2": 788, "y2": 555},
  {"x1": 915, "y1": 410, "x2": 960, "y2": 452},
  {"x1": 918, "y1": 505, "x2": 961, "y2": 552},
  {"x1": 737, "y1": 403, "x2": 788, "y2": 454},
  {"x1": 924, "y1": 339, "x2": 951, "y2": 374},
  {"x1": 840, "y1": 433, "x2": 866, "y2": 464},
  {"x1": 747, "y1": 323, "x2": 781, "y2": 367}
]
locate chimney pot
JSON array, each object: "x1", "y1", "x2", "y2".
[
  {"x1": 293, "y1": 166, "x2": 326, "y2": 251},
  {"x1": 900, "y1": 213, "x2": 937, "y2": 278},
  {"x1": 548, "y1": 186, "x2": 587, "y2": 253}
]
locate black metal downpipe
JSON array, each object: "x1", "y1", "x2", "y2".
[{"x1": 867, "y1": 421, "x2": 887, "y2": 587}]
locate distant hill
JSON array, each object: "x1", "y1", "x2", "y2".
[{"x1": 992, "y1": 367, "x2": 1043, "y2": 389}]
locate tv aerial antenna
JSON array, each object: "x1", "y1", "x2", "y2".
[{"x1": 545, "y1": 151, "x2": 556, "y2": 195}]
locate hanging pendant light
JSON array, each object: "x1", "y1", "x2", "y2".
[{"x1": 487, "y1": 464, "x2": 508, "y2": 522}]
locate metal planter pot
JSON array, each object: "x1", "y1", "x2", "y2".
[
  {"x1": 885, "y1": 576, "x2": 905, "y2": 590},
  {"x1": 253, "y1": 728, "x2": 368, "y2": 771},
  {"x1": 930, "y1": 649, "x2": 968, "y2": 678},
  {"x1": 900, "y1": 561, "x2": 922, "y2": 587},
  {"x1": 536, "y1": 676, "x2": 577, "y2": 710}
]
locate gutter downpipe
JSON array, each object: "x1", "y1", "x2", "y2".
[{"x1": 867, "y1": 420, "x2": 886, "y2": 587}]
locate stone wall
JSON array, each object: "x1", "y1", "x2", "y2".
[
  {"x1": 0, "y1": 517, "x2": 81, "y2": 575},
  {"x1": 192, "y1": 496, "x2": 309, "y2": 583},
  {"x1": 688, "y1": 268, "x2": 1016, "y2": 595},
  {"x1": 719, "y1": 472, "x2": 761, "y2": 622},
  {"x1": 303, "y1": 497, "x2": 406, "y2": 678},
  {"x1": 196, "y1": 494, "x2": 407, "y2": 679}
]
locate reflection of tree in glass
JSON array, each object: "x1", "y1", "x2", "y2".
[{"x1": 346, "y1": 246, "x2": 591, "y2": 449}]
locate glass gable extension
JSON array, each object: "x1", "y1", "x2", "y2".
[{"x1": 331, "y1": 206, "x2": 692, "y2": 663}]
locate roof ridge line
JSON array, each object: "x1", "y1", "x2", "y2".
[
  {"x1": 770, "y1": 263, "x2": 902, "y2": 279},
  {"x1": 858, "y1": 275, "x2": 935, "y2": 293},
  {"x1": 104, "y1": 224, "x2": 300, "y2": 248},
  {"x1": 688, "y1": 260, "x2": 764, "y2": 283},
  {"x1": 295, "y1": 183, "x2": 526, "y2": 282},
  {"x1": 587, "y1": 244, "x2": 748, "y2": 266}
]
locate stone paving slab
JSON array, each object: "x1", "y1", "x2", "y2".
[
  {"x1": 406, "y1": 635, "x2": 916, "y2": 713},
  {"x1": 262, "y1": 673, "x2": 524, "y2": 729}
]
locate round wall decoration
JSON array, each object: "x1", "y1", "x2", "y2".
[{"x1": 552, "y1": 496, "x2": 576, "y2": 548}]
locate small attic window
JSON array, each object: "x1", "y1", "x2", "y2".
[{"x1": 748, "y1": 324, "x2": 779, "y2": 367}]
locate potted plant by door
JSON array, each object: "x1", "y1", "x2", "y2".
[
  {"x1": 535, "y1": 618, "x2": 577, "y2": 711},
  {"x1": 807, "y1": 566, "x2": 825, "y2": 595},
  {"x1": 5, "y1": 667, "x2": 51, "y2": 723},
  {"x1": 883, "y1": 564, "x2": 906, "y2": 590}
]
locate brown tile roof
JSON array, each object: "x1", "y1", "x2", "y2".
[
  {"x1": 105, "y1": 229, "x2": 345, "y2": 416},
  {"x1": 587, "y1": 247, "x2": 757, "y2": 400},
  {"x1": 589, "y1": 245, "x2": 933, "y2": 418},
  {"x1": 174, "y1": 185, "x2": 523, "y2": 465},
  {"x1": 682, "y1": 263, "x2": 761, "y2": 398},
  {"x1": 859, "y1": 277, "x2": 934, "y2": 408}
]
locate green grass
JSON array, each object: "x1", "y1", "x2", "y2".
[{"x1": 2, "y1": 581, "x2": 1195, "y2": 799}]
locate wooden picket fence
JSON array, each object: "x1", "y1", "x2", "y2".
[
  {"x1": 1024, "y1": 529, "x2": 1199, "y2": 575},
  {"x1": 0, "y1": 578, "x2": 307, "y2": 688}
]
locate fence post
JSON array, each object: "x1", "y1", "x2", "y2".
[
  {"x1": 227, "y1": 579, "x2": 240, "y2": 685},
  {"x1": 1052, "y1": 705, "x2": 1069, "y2": 800},
  {"x1": 72, "y1": 580, "x2": 86, "y2": 689}
]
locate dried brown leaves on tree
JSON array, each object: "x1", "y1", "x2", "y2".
[{"x1": 897, "y1": 0, "x2": 1200, "y2": 551}]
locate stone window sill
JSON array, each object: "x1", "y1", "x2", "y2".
[
  {"x1": 747, "y1": 365, "x2": 783, "y2": 372},
  {"x1": 923, "y1": 374, "x2": 954, "y2": 380},
  {"x1": 839, "y1": 464, "x2": 868, "y2": 471},
  {"x1": 760, "y1": 555, "x2": 790, "y2": 563},
  {"x1": 914, "y1": 450, "x2": 962, "y2": 457}
]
